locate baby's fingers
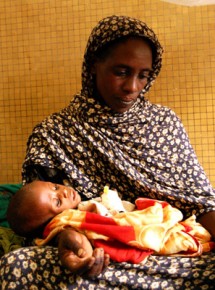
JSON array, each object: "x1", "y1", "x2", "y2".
[{"x1": 87, "y1": 248, "x2": 107, "y2": 277}]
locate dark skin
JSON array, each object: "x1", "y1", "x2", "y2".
[
  {"x1": 57, "y1": 228, "x2": 109, "y2": 277},
  {"x1": 92, "y1": 37, "x2": 153, "y2": 113}
]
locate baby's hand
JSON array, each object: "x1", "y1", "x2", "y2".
[
  {"x1": 85, "y1": 247, "x2": 110, "y2": 278},
  {"x1": 57, "y1": 228, "x2": 110, "y2": 277}
]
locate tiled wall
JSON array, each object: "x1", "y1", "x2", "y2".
[{"x1": 1, "y1": 0, "x2": 215, "y2": 186}]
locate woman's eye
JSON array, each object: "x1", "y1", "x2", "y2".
[
  {"x1": 114, "y1": 70, "x2": 128, "y2": 77},
  {"x1": 54, "y1": 184, "x2": 58, "y2": 190},
  {"x1": 139, "y1": 72, "x2": 150, "y2": 80}
]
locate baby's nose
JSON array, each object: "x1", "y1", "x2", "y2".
[{"x1": 60, "y1": 188, "x2": 68, "y2": 198}]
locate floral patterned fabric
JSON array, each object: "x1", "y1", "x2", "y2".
[
  {"x1": 1, "y1": 246, "x2": 215, "y2": 289},
  {"x1": 2, "y1": 15, "x2": 215, "y2": 289}
]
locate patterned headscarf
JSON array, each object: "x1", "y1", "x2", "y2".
[
  {"x1": 82, "y1": 15, "x2": 163, "y2": 96},
  {"x1": 22, "y1": 15, "x2": 215, "y2": 218}
]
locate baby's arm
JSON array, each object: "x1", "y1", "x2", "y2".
[{"x1": 57, "y1": 227, "x2": 110, "y2": 277}]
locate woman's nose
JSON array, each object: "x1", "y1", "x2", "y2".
[{"x1": 123, "y1": 77, "x2": 139, "y2": 93}]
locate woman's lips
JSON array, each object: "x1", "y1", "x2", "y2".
[
  {"x1": 120, "y1": 100, "x2": 134, "y2": 105},
  {"x1": 117, "y1": 95, "x2": 136, "y2": 105},
  {"x1": 118, "y1": 99, "x2": 135, "y2": 107}
]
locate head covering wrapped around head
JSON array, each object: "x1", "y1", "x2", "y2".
[{"x1": 82, "y1": 15, "x2": 163, "y2": 96}]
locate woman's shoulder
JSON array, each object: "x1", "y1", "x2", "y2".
[
  {"x1": 148, "y1": 102, "x2": 181, "y2": 122},
  {"x1": 32, "y1": 104, "x2": 73, "y2": 132}
]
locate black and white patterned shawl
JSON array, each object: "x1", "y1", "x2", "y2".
[{"x1": 22, "y1": 15, "x2": 215, "y2": 218}]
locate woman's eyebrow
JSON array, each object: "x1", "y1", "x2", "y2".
[
  {"x1": 114, "y1": 64, "x2": 153, "y2": 71},
  {"x1": 142, "y1": 68, "x2": 153, "y2": 72}
]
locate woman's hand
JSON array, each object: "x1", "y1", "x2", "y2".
[{"x1": 57, "y1": 227, "x2": 110, "y2": 277}]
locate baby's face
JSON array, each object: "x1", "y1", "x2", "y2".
[{"x1": 28, "y1": 181, "x2": 81, "y2": 221}]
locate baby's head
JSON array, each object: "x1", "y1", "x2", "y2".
[{"x1": 7, "y1": 181, "x2": 81, "y2": 237}]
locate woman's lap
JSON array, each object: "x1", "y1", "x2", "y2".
[{"x1": 1, "y1": 246, "x2": 215, "y2": 289}]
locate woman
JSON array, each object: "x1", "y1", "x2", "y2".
[{"x1": 1, "y1": 15, "x2": 215, "y2": 289}]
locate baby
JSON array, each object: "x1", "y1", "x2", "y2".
[{"x1": 7, "y1": 180, "x2": 215, "y2": 265}]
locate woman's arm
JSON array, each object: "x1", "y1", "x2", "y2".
[{"x1": 198, "y1": 211, "x2": 215, "y2": 240}]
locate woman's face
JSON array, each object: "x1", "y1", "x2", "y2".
[{"x1": 93, "y1": 38, "x2": 153, "y2": 113}]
